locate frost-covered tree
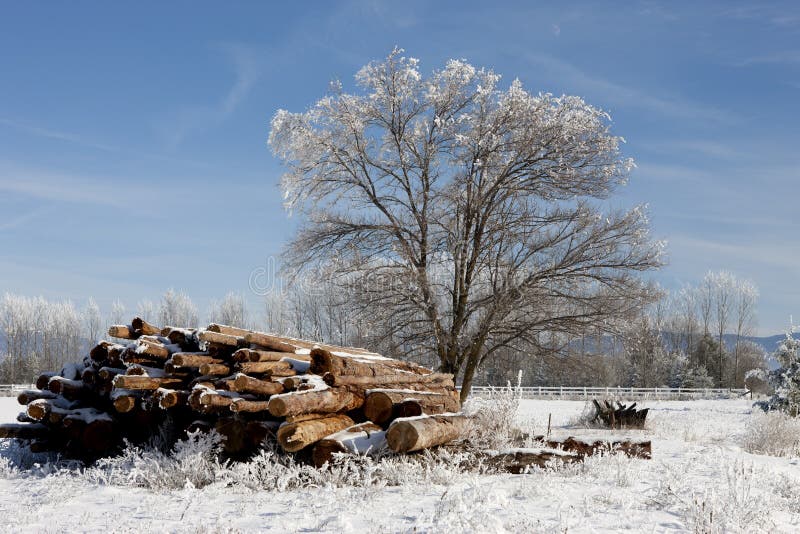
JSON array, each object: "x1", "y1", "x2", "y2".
[
  {"x1": 208, "y1": 292, "x2": 249, "y2": 329},
  {"x1": 158, "y1": 289, "x2": 198, "y2": 327},
  {"x1": 269, "y1": 49, "x2": 664, "y2": 400},
  {"x1": 109, "y1": 299, "x2": 126, "y2": 326},
  {"x1": 83, "y1": 297, "x2": 102, "y2": 344},
  {"x1": 761, "y1": 327, "x2": 800, "y2": 414}
]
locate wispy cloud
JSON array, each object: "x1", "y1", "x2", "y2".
[
  {"x1": 721, "y1": 5, "x2": 800, "y2": 28},
  {"x1": 155, "y1": 43, "x2": 261, "y2": 148},
  {"x1": 670, "y1": 235, "x2": 800, "y2": 272},
  {"x1": 0, "y1": 207, "x2": 45, "y2": 232},
  {"x1": 521, "y1": 53, "x2": 736, "y2": 123},
  {"x1": 0, "y1": 117, "x2": 119, "y2": 152},
  {"x1": 0, "y1": 164, "x2": 128, "y2": 208},
  {"x1": 735, "y1": 50, "x2": 800, "y2": 66},
  {"x1": 638, "y1": 139, "x2": 740, "y2": 160}
]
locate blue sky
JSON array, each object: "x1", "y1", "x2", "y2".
[{"x1": 0, "y1": 1, "x2": 798, "y2": 334}]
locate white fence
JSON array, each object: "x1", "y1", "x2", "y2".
[
  {"x1": 0, "y1": 384, "x2": 35, "y2": 397},
  {"x1": 0, "y1": 384, "x2": 749, "y2": 400},
  {"x1": 470, "y1": 386, "x2": 749, "y2": 400}
]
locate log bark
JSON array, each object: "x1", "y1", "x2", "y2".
[
  {"x1": 322, "y1": 372, "x2": 454, "y2": 388},
  {"x1": 48, "y1": 377, "x2": 91, "y2": 400},
  {"x1": 542, "y1": 437, "x2": 653, "y2": 459},
  {"x1": 232, "y1": 374, "x2": 285, "y2": 396},
  {"x1": 230, "y1": 398, "x2": 271, "y2": 413},
  {"x1": 113, "y1": 394, "x2": 140, "y2": 413},
  {"x1": 198, "y1": 330, "x2": 246, "y2": 347},
  {"x1": 108, "y1": 325, "x2": 135, "y2": 339},
  {"x1": 199, "y1": 391, "x2": 237, "y2": 408},
  {"x1": 135, "y1": 338, "x2": 171, "y2": 359},
  {"x1": 237, "y1": 361, "x2": 294, "y2": 375},
  {"x1": 16, "y1": 389, "x2": 58, "y2": 405},
  {"x1": 364, "y1": 390, "x2": 461, "y2": 424},
  {"x1": 310, "y1": 348, "x2": 430, "y2": 377},
  {"x1": 285, "y1": 413, "x2": 332, "y2": 423},
  {"x1": 82, "y1": 418, "x2": 116, "y2": 453},
  {"x1": 233, "y1": 349, "x2": 303, "y2": 362},
  {"x1": 483, "y1": 449, "x2": 581, "y2": 473},
  {"x1": 113, "y1": 375, "x2": 184, "y2": 390},
  {"x1": 131, "y1": 317, "x2": 161, "y2": 336},
  {"x1": 36, "y1": 372, "x2": 57, "y2": 390},
  {"x1": 207, "y1": 324, "x2": 253, "y2": 337},
  {"x1": 268, "y1": 388, "x2": 363, "y2": 418},
  {"x1": 199, "y1": 363, "x2": 231, "y2": 376},
  {"x1": 0, "y1": 423, "x2": 50, "y2": 440},
  {"x1": 312, "y1": 422, "x2": 384, "y2": 467},
  {"x1": 243, "y1": 332, "x2": 303, "y2": 353},
  {"x1": 171, "y1": 352, "x2": 220, "y2": 367},
  {"x1": 98, "y1": 367, "x2": 124, "y2": 381},
  {"x1": 156, "y1": 389, "x2": 189, "y2": 409},
  {"x1": 277, "y1": 414, "x2": 355, "y2": 452},
  {"x1": 386, "y1": 414, "x2": 472, "y2": 453}
]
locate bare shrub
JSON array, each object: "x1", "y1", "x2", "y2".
[
  {"x1": 741, "y1": 410, "x2": 800, "y2": 457},
  {"x1": 462, "y1": 372, "x2": 523, "y2": 449}
]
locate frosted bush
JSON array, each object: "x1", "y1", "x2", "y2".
[
  {"x1": 741, "y1": 410, "x2": 800, "y2": 457},
  {"x1": 463, "y1": 371, "x2": 524, "y2": 449},
  {"x1": 84, "y1": 431, "x2": 225, "y2": 490}
]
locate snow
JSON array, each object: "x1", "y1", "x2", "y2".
[
  {"x1": 280, "y1": 357, "x2": 310, "y2": 373},
  {"x1": 2, "y1": 397, "x2": 800, "y2": 532}
]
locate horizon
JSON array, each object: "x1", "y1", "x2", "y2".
[{"x1": 1, "y1": 2, "x2": 798, "y2": 335}]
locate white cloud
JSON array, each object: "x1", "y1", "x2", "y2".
[
  {"x1": 0, "y1": 117, "x2": 119, "y2": 152},
  {"x1": 0, "y1": 208, "x2": 45, "y2": 232}
]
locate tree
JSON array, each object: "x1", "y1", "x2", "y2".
[
  {"x1": 269, "y1": 49, "x2": 664, "y2": 400},
  {"x1": 732, "y1": 279, "x2": 758, "y2": 387},
  {"x1": 158, "y1": 289, "x2": 198, "y2": 328},
  {"x1": 208, "y1": 292, "x2": 249, "y2": 329},
  {"x1": 761, "y1": 327, "x2": 800, "y2": 414},
  {"x1": 83, "y1": 297, "x2": 102, "y2": 344}
]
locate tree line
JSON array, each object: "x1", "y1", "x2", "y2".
[{"x1": 0, "y1": 269, "x2": 765, "y2": 389}]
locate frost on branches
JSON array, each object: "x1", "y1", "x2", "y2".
[
  {"x1": 268, "y1": 48, "x2": 663, "y2": 400},
  {"x1": 760, "y1": 327, "x2": 800, "y2": 414}
]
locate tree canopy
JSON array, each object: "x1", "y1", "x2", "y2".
[{"x1": 269, "y1": 49, "x2": 664, "y2": 399}]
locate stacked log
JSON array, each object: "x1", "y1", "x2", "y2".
[
  {"x1": 0, "y1": 318, "x2": 468, "y2": 462},
  {"x1": 592, "y1": 400, "x2": 649, "y2": 429}
]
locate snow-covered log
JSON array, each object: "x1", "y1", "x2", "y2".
[
  {"x1": 232, "y1": 374, "x2": 285, "y2": 396},
  {"x1": 386, "y1": 414, "x2": 472, "y2": 453},
  {"x1": 312, "y1": 422, "x2": 385, "y2": 467},
  {"x1": 364, "y1": 389, "x2": 460, "y2": 424},
  {"x1": 277, "y1": 414, "x2": 355, "y2": 452},
  {"x1": 268, "y1": 387, "x2": 363, "y2": 417}
]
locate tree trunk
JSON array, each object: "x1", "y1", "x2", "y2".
[
  {"x1": 268, "y1": 387, "x2": 363, "y2": 417},
  {"x1": 364, "y1": 390, "x2": 460, "y2": 424},
  {"x1": 237, "y1": 361, "x2": 294, "y2": 376},
  {"x1": 170, "y1": 352, "x2": 220, "y2": 367},
  {"x1": 277, "y1": 414, "x2": 355, "y2": 452},
  {"x1": 113, "y1": 375, "x2": 184, "y2": 390},
  {"x1": 322, "y1": 372, "x2": 454, "y2": 388},
  {"x1": 232, "y1": 374, "x2": 284, "y2": 396},
  {"x1": 312, "y1": 422, "x2": 384, "y2": 467},
  {"x1": 198, "y1": 330, "x2": 247, "y2": 347},
  {"x1": 311, "y1": 348, "x2": 431, "y2": 377},
  {"x1": 385, "y1": 414, "x2": 471, "y2": 452}
]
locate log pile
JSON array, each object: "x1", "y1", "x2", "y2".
[
  {"x1": 0, "y1": 318, "x2": 468, "y2": 464},
  {"x1": 592, "y1": 400, "x2": 649, "y2": 429}
]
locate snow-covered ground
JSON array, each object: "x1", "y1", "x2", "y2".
[{"x1": 1, "y1": 396, "x2": 799, "y2": 533}]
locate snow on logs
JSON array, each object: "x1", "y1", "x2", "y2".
[{"x1": 0, "y1": 318, "x2": 468, "y2": 462}]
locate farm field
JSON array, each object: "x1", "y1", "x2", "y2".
[{"x1": 0, "y1": 396, "x2": 798, "y2": 533}]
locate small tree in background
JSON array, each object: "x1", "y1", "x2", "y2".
[{"x1": 761, "y1": 327, "x2": 800, "y2": 414}]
